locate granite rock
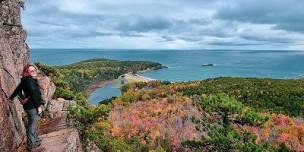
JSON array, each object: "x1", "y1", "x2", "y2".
[{"x1": 0, "y1": 0, "x2": 29, "y2": 151}]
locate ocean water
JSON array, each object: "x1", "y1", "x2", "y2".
[{"x1": 30, "y1": 49, "x2": 304, "y2": 104}]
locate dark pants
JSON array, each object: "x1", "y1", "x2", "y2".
[{"x1": 25, "y1": 108, "x2": 40, "y2": 147}]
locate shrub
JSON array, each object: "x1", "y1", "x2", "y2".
[
  {"x1": 73, "y1": 92, "x2": 87, "y2": 106},
  {"x1": 182, "y1": 77, "x2": 304, "y2": 117},
  {"x1": 241, "y1": 111, "x2": 269, "y2": 126},
  {"x1": 109, "y1": 138, "x2": 134, "y2": 152},
  {"x1": 182, "y1": 93, "x2": 279, "y2": 151},
  {"x1": 200, "y1": 93, "x2": 244, "y2": 126},
  {"x1": 149, "y1": 146, "x2": 166, "y2": 152},
  {"x1": 205, "y1": 123, "x2": 242, "y2": 151},
  {"x1": 53, "y1": 79, "x2": 70, "y2": 90},
  {"x1": 54, "y1": 88, "x2": 74, "y2": 100},
  {"x1": 86, "y1": 121, "x2": 111, "y2": 150},
  {"x1": 34, "y1": 62, "x2": 59, "y2": 77},
  {"x1": 68, "y1": 105, "x2": 94, "y2": 126},
  {"x1": 200, "y1": 93, "x2": 244, "y2": 115}
]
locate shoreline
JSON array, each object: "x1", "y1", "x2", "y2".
[
  {"x1": 84, "y1": 80, "x2": 114, "y2": 97},
  {"x1": 85, "y1": 72, "x2": 156, "y2": 98},
  {"x1": 85, "y1": 65, "x2": 166, "y2": 98},
  {"x1": 120, "y1": 72, "x2": 155, "y2": 83}
]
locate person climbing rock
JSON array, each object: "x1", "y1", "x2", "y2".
[{"x1": 7, "y1": 64, "x2": 45, "y2": 151}]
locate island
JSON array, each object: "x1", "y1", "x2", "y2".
[{"x1": 201, "y1": 63, "x2": 216, "y2": 67}]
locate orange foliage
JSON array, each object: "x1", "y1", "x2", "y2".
[
  {"x1": 108, "y1": 97, "x2": 202, "y2": 149},
  {"x1": 244, "y1": 114, "x2": 304, "y2": 151}
]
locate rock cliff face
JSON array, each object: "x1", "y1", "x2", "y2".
[
  {"x1": 0, "y1": 1, "x2": 80, "y2": 151},
  {"x1": 0, "y1": 1, "x2": 81, "y2": 151},
  {"x1": 1, "y1": 0, "x2": 29, "y2": 151}
]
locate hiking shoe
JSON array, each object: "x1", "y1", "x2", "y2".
[
  {"x1": 36, "y1": 142, "x2": 41, "y2": 147},
  {"x1": 36, "y1": 139, "x2": 42, "y2": 146},
  {"x1": 26, "y1": 143, "x2": 41, "y2": 151}
]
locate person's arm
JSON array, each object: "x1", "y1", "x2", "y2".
[
  {"x1": 24, "y1": 78, "x2": 42, "y2": 108},
  {"x1": 9, "y1": 81, "x2": 23, "y2": 101}
]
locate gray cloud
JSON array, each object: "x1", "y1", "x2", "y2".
[
  {"x1": 22, "y1": 0, "x2": 304, "y2": 49},
  {"x1": 216, "y1": 0, "x2": 304, "y2": 33},
  {"x1": 208, "y1": 41, "x2": 267, "y2": 46},
  {"x1": 240, "y1": 35, "x2": 293, "y2": 44},
  {"x1": 115, "y1": 16, "x2": 171, "y2": 32}
]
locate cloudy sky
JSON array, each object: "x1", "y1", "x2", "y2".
[{"x1": 22, "y1": 0, "x2": 304, "y2": 50}]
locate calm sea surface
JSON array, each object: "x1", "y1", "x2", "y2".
[{"x1": 30, "y1": 49, "x2": 304, "y2": 104}]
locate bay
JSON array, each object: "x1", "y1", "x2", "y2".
[{"x1": 30, "y1": 49, "x2": 304, "y2": 104}]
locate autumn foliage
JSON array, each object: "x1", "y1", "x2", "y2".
[
  {"x1": 243, "y1": 115, "x2": 304, "y2": 151},
  {"x1": 109, "y1": 97, "x2": 201, "y2": 150},
  {"x1": 69, "y1": 78, "x2": 304, "y2": 151}
]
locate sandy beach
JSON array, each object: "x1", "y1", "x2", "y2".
[
  {"x1": 120, "y1": 73, "x2": 155, "y2": 83},
  {"x1": 85, "y1": 73, "x2": 155, "y2": 97}
]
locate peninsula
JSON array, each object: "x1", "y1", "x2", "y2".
[{"x1": 35, "y1": 58, "x2": 165, "y2": 104}]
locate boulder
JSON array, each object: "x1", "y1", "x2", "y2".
[
  {"x1": 37, "y1": 76, "x2": 56, "y2": 106},
  {"x1": 32, "y1": 128, "x2": 83, "y2": 152},
  {"x1": 36, "y1": 99, "x2": 82, "y2": 152}
]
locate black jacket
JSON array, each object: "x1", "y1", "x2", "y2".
[{"x1": 9, "y1": 76, "x2": 45, "y2": 110}]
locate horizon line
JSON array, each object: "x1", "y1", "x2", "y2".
[{"x1": 30, "y1": 48, "x2": 304, "y2": 51}]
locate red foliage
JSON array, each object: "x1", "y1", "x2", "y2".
[
  {"x1": 108, "y1": 97, "x2": 202, "y2": 149},
  {"x1": 273, "y1": 115, "x2": 290, "y2": 127},
  {"x1": 242, "y1": 114, "x2": 304, "y2": 151},
  {"x1": 276, "y1": 133, "x2": 290, "y2": 143}
]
